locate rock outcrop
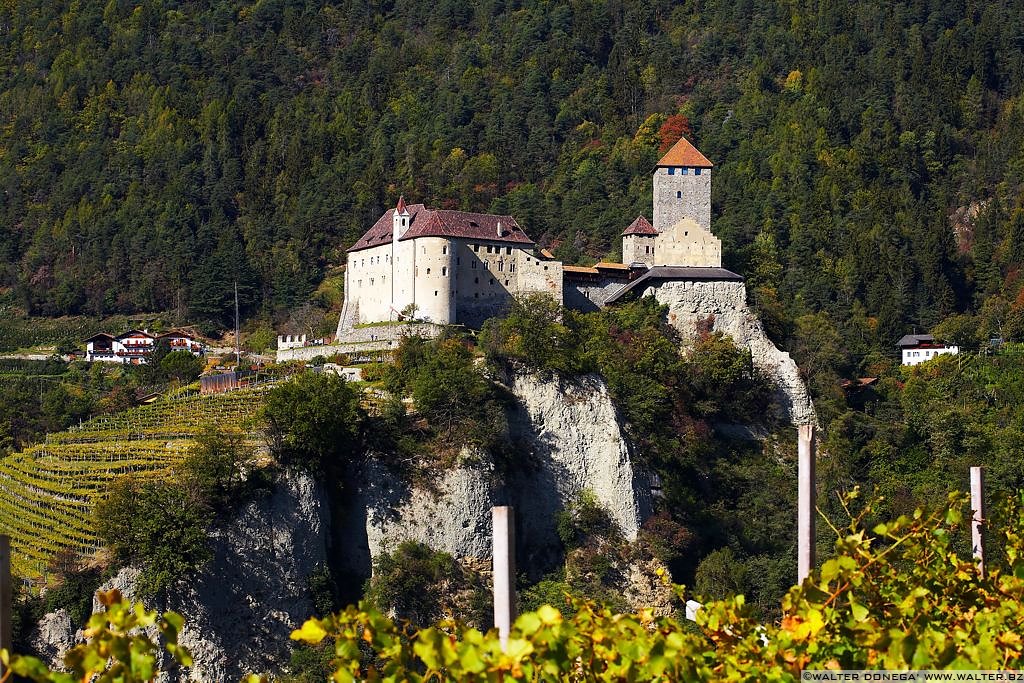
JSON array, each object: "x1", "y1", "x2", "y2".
[
  {"x1": 336, "y1": 371, "x2": 652, "y2": 580},
  {"x1": 32, "y1": 470, "x2": 331, "y2": 682},
  {"x1": 642, "y1": 279, "x2": 815, "y2": 425}
]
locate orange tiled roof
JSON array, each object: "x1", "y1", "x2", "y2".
[
  {"x1": 656, "y1": 137, "x2": 713, "y2": 168},
  {"x1": 594, "y1": 262, "x2": 630, "y2": 270},
  {"x1": 563, "y1": 265, "x2": 600, "y2": 274}
]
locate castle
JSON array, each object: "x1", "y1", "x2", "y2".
[{"x1": 336, "y1": 135, "x2": 738, "y2": 335}]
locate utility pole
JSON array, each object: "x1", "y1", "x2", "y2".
[
  {"x1": 971, "y1": 466, "x2": 985, "y2": 578},
  {"x1": 492, "y1": 506, "x2": 516, "y2": 649},
  {"x1": 798, "y1": 424, "x2": 816, "y2": 583}
]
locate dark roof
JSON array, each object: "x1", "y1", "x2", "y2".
[
  {"x1": 622, "y1": 216, "x2": 657, "y2": 236},
  {"x1": 156, "y1": 330, "x2": 196, "y2": 339},
  {"x1": 116, "y1": 329, "x2": 154, "y2": 340},
  {"x1": 349, "y1": 204, "x2": 534, "y2": 253},
  {"x1": 605, "y1": 266, "x2": 743, "y2": 304},
  {"x1": 657, "y1": 137, "x2": 713, "y2": 168},
  {"x1": 897, "y1": 334, "x2": 936, "y2": 347},
  {"x1": 84, "y1": 333, "x2": 114, "y2": 342}
]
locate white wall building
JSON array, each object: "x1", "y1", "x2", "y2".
[
  {"x1": 340, "y1": 197, "x2": 563, "y2": 331},
  {"x1": 898, "y1": 334, "x2": 959, "y2": 366},
  {"x1": 84, "y1": 329, "x2": 204, "y2": 364}
]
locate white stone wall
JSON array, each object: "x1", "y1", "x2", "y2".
[
  {"x1": 653, "y1": 217, "x2": 722, "y2": 267},
  {"x1": 412, "y1": 237, "x2": 455, "y2": 323},
  {"x1": 347, "y1": 242, "x2": 396, "y2": 324},
  {"x1": 623, "y1": 234, "x2": 656, "y2": 265},
  {"x1": 344, "y1": 236, "x2": 564, "y2": 331},
  {"x1": 653, "y1": 166, "x2": 712, "y2": 233}
]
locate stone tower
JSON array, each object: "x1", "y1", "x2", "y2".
[{"x1": 652, "y1": 137, "x2": 712, "y2": 233}]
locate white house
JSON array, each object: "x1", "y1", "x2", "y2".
[
  {"x1": 898, "y1": 334, "x2": 959, "y2": 366},
  {"x1": 84, "y1": 329, "x2": 204, "y2": 364}
]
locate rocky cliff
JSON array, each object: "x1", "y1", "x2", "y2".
[
  {"x1": 32, "y1": 372, "x2": 652, "y2": 678},
  {"x1": 336, "y1": 371, "x2": 652, "y2": 580},
  {"x1": 642, "y1": 279, "x2": 816, "y2": 425},
  {"x1": 32, "y1": 470, "x2": 331, "y2": 682}
]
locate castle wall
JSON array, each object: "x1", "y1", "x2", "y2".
[
  {"x1": 411, "y1": 237, "x2": 455, "y2": 324},
  {"x1": 623, "y1": 234, "x2": 656, "y2": 266},
  {"x1": 653, "y1": 217, "x2": 722, "y2": 267},
  {"x1": 564, "y1": 277, "x2": 632, "y2": 313},
  {"x1": 345, "y1": 243, "x2": 394, "y2": 325},
  {"x1": 652, "y1": 167, "x2": 711, "y2": 233}
]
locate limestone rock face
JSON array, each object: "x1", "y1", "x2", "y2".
[
  {"x1": 503, "y1": 372, "x2": 651, "y2": 573},
  {"x1": 29, "y1": 608, "x2": 77, "y2": 666},
  {"x1": 336, "y1": 371, "x2": 652, "y2": 579},
  {"x1": 642, "y1": 279, "x2": 815, "y2": 425},
  {"x1": 31, "y1": 470, "x2": 331, "y2": 682}
]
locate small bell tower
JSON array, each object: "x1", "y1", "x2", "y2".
[{"x1": 392, "y1": 195, "x2": 410, "y2": 241}]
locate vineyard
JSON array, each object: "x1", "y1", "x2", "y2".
[{"x1": 0, "y1": 387, "x2": 270, "y2": 579}]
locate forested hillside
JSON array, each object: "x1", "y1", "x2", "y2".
[{"x1": 2, "y1": 0, "x2": 1023, "y2": 358}]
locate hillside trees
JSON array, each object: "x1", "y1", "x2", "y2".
[{"x1": 2, "y1": 0, "x2": 1024, "y2": 367}]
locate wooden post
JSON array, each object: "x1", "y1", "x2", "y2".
[
  {"x1": 0, "y1": 534, "x2": 12, "y2": 664},
  {"x1": 797, "y1": 424, "x2": 816, "y2": 583},
  {"x1": 492, "y1": 506, "x2": 516, "y2": 649},
  {"x1": 971, "y1": 466, "x2": 985, "y2": 578}
]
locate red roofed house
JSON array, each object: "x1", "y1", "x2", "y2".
[{"x1": 340, "y1": 202, "x2": 563, "y2": 330}]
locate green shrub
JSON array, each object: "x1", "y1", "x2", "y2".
[
  {"x1": 261, "y1": 372, "x2": 366, "y2": 473},
  {"x1": 363, "y1": 541, "x2": 462, "y2": 628}
]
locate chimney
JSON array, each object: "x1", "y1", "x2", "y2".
[{"x1": 496, "y1": 220, "x2": 503, "y2": 237}]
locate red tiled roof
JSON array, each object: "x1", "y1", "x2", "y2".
[
  {"x1": 622, "y1": 216, "x2": 657, "y2": 236},
  {"x1": 396, "y1": 195, "x2": 407, "y2": 214},
  {"x1": 657, "y1": 137, "x2": 713, "y2": 168},
  {"x1": 594, "y1": 262, "x2": 630, "y2": 270},
  {"x1": 348, "y1": 205, "x2": 534, "y2": 252}
]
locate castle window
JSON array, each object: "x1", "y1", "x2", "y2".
[
  {"x1": 486, "y1": 245, "x2": 493, "y2": 253},
  {"x1": 544, "y1": 265, "x2": 548, "y2": 270},
  {"x1": 426, "y1": 268, "x2": 431, "y2": 274},
  {"x1": 490, "y1": 278, "x2": 494, "y2": 285},
  {"x1": 677, "y1": 191, "x2": 682, "y2": 198},
  {"x1": 370, "y1": 278, "x2": 374, "y2": 285},
  {"x1": 505, "y1": 280, "x2": 509, "y2": 286},
  {"x1": 434, "y1": 291, "x2": 438, "y2": 296},
  {"x1": 361, "y1": 259, "x2": 365, "y2": 266},
  {"x1": 358, "y1": 279, "x2": 362, "y2": 286},
  {"x1": 442, "y1": 245, "x2": 447, "y2": 254},
  {"x1": 473, "y1": 244, "x2": 479, "y2": 252},
  {"x1": 685, "y1": 231, "x2": 688, "y2": 236},
  {"x1": 442, "y1": 267, "x2": 447, "y2": 276},
  {"x1": 422, "y1": 247, "x2": 426, "y2": 254},
  {"x1": 509, "y1": 263, "x2": 515, "y2": 273},
  {"x1": 457, "y1": 257, "x2": 461, "y2": 265},
  {"x1": 695, "y1": 168, "x2": 702, "y2": 175},
  {"x1": 472, "y1": 261, "x2": 477, "y2": 269},
  {"x1": 498, "y1": 261, "x2": 504, "y2": 272},
  {"x1": 668, "y1": 168, "x2": 675, "y2": 175},
  {"x1": 506, "y1": 247, "x2": 512, "y2": 255},
  {"x1": 681, "y1": 168, "x2": 689, "y2": 175},
  {"x1": 474, "y1": 277, "x2": 479, "y2": 284}
]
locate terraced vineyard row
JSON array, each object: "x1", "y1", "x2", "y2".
[{"x1": 0, "y1": 386, "x2": 271, "y2": 579}]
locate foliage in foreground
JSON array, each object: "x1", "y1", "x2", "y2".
[
  {"x1": 1, "y1": 589, "x2": 190, "y2": 683},
  {"x1": 9, "y1": 491, "x2": 1023, "y2": 681},
  {"x1": 291, "y1": 491, "x2": 1024, "y2": 680}
]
